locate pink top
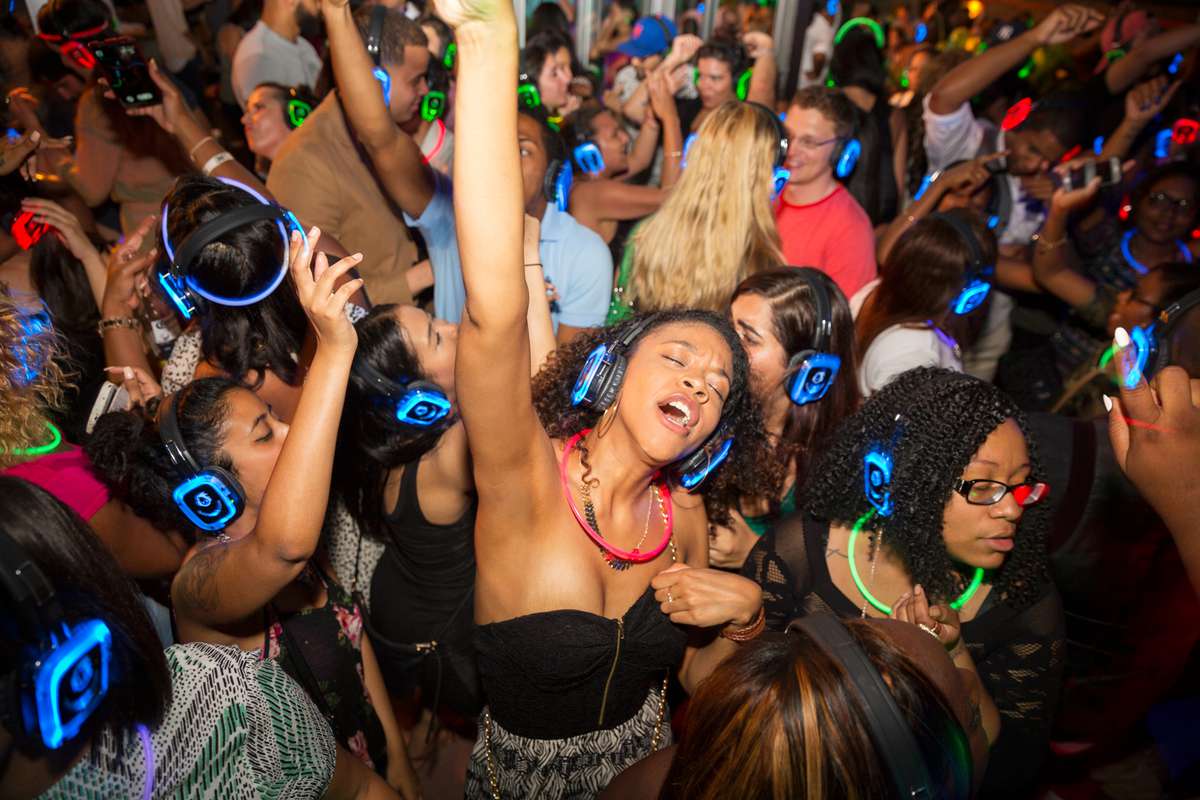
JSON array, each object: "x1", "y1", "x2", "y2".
[
  {"x1": 775, "y1": 185, "x2": 878, "y2": 300},
  {"x1": 3, "y1": 446, "x2": 109, "y2": 520}
]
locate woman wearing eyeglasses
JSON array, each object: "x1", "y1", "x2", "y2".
[
  {"x1": 742, "y1": 367, "x2": 1064, "y2": 799},
  {"x1": 1030, "y1": 161, "x2": 1200, "y2": 416}
]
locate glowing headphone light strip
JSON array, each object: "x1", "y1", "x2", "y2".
[{"x1": 834, "y1": 17, "x2": 885, "y2": 49}]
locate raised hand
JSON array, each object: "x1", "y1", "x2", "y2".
[
  {"x1": 127, "y1": 58, "x2": 199, "y2": 136},
  {"x1": 21, "y1": 198, "x2": 93, "y2": 259},
  {"x1": 0, "y1": 129, "x2": 40, "y2": 177},
  {"x1": 1124, "y1": 76, "x2": 1181, "y2": 125},
  {"x1": 646, "y1": 70, "x2": 677, "y2": 123},
  {"x1": 100, "y1": 216, "x2": 158, "y2": 318},
  {"x1": 1033, "y1": 5, "x2": 1105, "y2": 46},
  {"x1": 289, "y1": 226, "x2": 363, "y2": 354},
  {"x1": 741, "y1": 31, "x2": 774, "y2": 60},
  {"x1": 665, "y1": 33, "x2": 703, "y2": 68},
  {"x1": 942, "y1": 150, "x2": 1008, "y2": 196},
  {"x1": 103, "y1": 365, "x2": 162, "y2": 409},
  {"x1": 651, "y1": 562, "x2": 762, "y2": 628},
  {"x1": 432, "y1": 0, "x2": 514, "y2": 30}
]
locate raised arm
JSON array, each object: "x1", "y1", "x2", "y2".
[
  {"x1": 622, "y1": 34, "x2": 702, "y2": 126},
  {"x1": 172, "y1": 232, "x2": 364, "y2": 626},
  {"x1": 1101, "y1": 76, "x2": 1181, "y2": 162},
  {"x1": 439, "y1": 0, "x2": 543, "y2": 490},
  {"x1": 1105, "y1": 24, "x2": 1200, "y2": 95},
  {"x1": 324, "y1": 0, "x2": 435, "y2": 218},
  {"x1": 928, "y1": 5, "x2": 1102, "y2": 115},
  {"x1": 1031, "y1": 177, "x2": 1101, "y2": 310},
  {"x1": 741, "y1": 32, "x2": 777, "y2": 109}
]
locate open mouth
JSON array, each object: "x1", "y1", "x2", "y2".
[{"x1": 657, "y1": 396, "x2": 695, "y2": 432}]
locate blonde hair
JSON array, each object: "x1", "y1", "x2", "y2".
[
  {"x1": 0, "y1": 293, "x2": 67, "y2": 468},
  {"x1": 628, "y1": 102, "x2": 785, "y2": 313}
]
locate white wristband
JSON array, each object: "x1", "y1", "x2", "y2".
[{"x1": 200, "y1": 151, "x2": 234, "y2": 176}]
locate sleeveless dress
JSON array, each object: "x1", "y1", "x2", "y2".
[
  {"x1": 40, "y1": 642, "x2": 336, "y2": 799},
  {"x1": 367, "y1": 460, "x2": 482, "y2": 717},
  {"x1": 463, "y1": 586, "x2": 688, "y2": 799},
  {"x1": 259, "y1": 563, "x2": 388, "y2": 772}
]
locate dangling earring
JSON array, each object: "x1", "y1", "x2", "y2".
[{"x1": 597, "y1": 393, "x2": 621, "y2": 438}]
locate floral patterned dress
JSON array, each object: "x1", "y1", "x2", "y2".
[{"x1": 259, "y1": 562, "x2": 388, "y2": 772}]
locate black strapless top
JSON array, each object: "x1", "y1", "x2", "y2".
[{"x1": 474, "y1": 587, "x2": 688, "y2": 739}]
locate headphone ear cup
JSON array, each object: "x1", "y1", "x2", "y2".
[
  {"x1": 736, "y1": 69, "x2": 752, "y2": 101},
  {"x1": 786, "y1": 349, "x2": 816, "y2": 400},
  {"x1": 835, "y1": 138, "x2": 861, "y2": 179},
  {"x1": 394, "y1": 380, "x2": 453, "y2": 427},
  {"x1": 543, "y1": 158, "x2": 562, "y2": 203},
  {"x1": 675, "y1": 426, "x2": 735, "y2": 491}
]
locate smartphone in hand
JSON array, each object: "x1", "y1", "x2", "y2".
[
  {"x1": 1052, "y1": 157, "x2": 1123, "y2": 192},
  {"x1": 88, "y1": 37, "x2": 161, "y2": 109}
]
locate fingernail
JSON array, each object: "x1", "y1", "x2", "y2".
[
  {"x1": 914, "y1": 585, "x2": 923, "y2": 595},
  {"x1": 353, "y1": 252, "x2": 363, "y2": 260},
  {"x1": 309, "y1": 226, "x2": 319, "y2": 238},
  {"x1": 123, "y1": 366, "x2": 133, "y2": 380},
  {"x1": 30, "y1": 130, "x2": 39, "y2": 142},
  {"x1": 1103, "y1": 394, "x2": 1113, "y2": 412},
  {"x1": 291, "y1": 230, "x2": 299, "y2": 242},
  {"x1": 1114, "y1": 326, "x2": 1131, "y2": 349}
]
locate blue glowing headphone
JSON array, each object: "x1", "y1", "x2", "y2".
[
  {"x1": 751, "y1": 101, "x2": 791, "y2": 200},
  {"x1": 543, "y1": 157, "x2": 573, "y2": 212},
  {"x1": 831, "y1": 135, "x2": 861, "y2": 180},
  {"x1": 863, "y1": 448, "x2": 894, "y2": 516},
  {"x1": 366, "y1": 5, "x2": 392, "y2": 108},
  {"x1": 931, "y1": 212, "x2": 993, "y2": 315},
  {"x1": 570, "y1": 111, "x2": 606, "y2": 177},
  {"x1": 571, "y1": 315, "x2": 735, "y2": 491},
  {"x1": 158, "y1": 386, "x2": 247, "y2": 533},
  {"x1": 157, "y1": 178, "x2": 306, "y2": 321},
  {"x1": 0, "y1": 528, "x2": 112, "y2": 753},
  {"x1": 1134, "y1": 287, "x2": 1200, "y2": 386},
  {"x1": 351, "y1": 356, "x2": 452, "y2": 428},
  {"x1": 786, "y1": 268, "x2": 841, "y2": 405}
]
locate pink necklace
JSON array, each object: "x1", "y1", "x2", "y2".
[{"x1": 560, "y1": 429, "x2": 674, "y2": 567}]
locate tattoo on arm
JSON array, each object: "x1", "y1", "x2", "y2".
[
  {"x1": 968, "y1": 696, "x2": 983, "y2": 734},
  {"x1": 176, "y1": 544, "x2": 230, "y2": 615},
  {"x1": 825, "y1": 547, "x2": 849, "y2": 559}
]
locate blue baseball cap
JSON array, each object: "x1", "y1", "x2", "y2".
[{"x1": 617, "y1": 16, "x2": 677, "y2": 58}]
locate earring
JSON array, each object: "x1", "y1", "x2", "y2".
[{"x1": 596, "y1": 393, "x2": 621, "y2": 438}]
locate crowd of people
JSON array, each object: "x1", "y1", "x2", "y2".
[{"x1": 2, "y1": 0, "x2": 1200, "y2": 797}]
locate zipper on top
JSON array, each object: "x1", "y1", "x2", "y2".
[{"x1": 597, "y1": 617, "x2": 624, "y2": 727}]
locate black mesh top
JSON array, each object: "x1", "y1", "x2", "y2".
[{"x1": 743, "y1": 513, "x2": 1066, "y2": 799}]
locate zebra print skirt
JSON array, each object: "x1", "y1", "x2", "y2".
[{"x1": 464, "y1": 685, "x2": 670, "y2": 799}]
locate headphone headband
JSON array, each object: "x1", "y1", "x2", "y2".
[
  {"x1": 0, "y1": 528, "x2": 63, "y2": 641},
  {"x1": 930, "y1": 212, "x2": 986, "y2": 274},
  {"x1": 793, "y1": 267, "x2": 833, "y2": 353},
  {"x1": 352, "y1": 355, "x2": 411, "y2": 396},
  {"x1": 791, "y1": 614, "x2": 938, "y2": 796},
  {"x1": 366, "y1": 4, "x2": 386, "y2": 66},
  {"x1": 1150, "y1": 287, "x2": 1200, "y2": 376},
  {"x1": 748, "y1": 101, "x2": 788, "y2": 169},
  {"x1": 158, "y1": 388, "x2": 202, "y2": 477},
  {"x1": 171, "y1": 204, "x2": 286, "y2": 278},
  {"x1": 646, "y1": 15, "x2": 674, "y2": 52}
]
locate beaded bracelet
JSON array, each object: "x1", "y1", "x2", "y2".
[
  {"x1": 720, "y1": 606, "x2": 766, "y2": 642},
  {"x1": 97, "y1": 316, "x2": 141, "y2": 335}
]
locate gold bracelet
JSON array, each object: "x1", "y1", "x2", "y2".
[
  {"x1": 97, "y1": 316, "x2": 141, "y2": 335},
  {"x1": 720, "y1": 606, "x2": 766, "y2": 642},
  {"x1": 188, "y1": 135, "x2": 216, "y2": 162},
  {"x1": 1032, "y1": 232, "x2": 1068, "y2": 250}
]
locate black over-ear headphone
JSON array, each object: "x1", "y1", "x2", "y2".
[
  {"x1": 352, "y1": 356, "x2": 453, "y2": 428},
  {"x1": 0, "y1": 528, "x2": 112, "y2": 753},
  {"x1": 786, "y1": 268, "x2": 841, "y2": 405},
  {"x1": 365, "y1": 5, "x2": 393, "y2": 107},
  {"x1": 1145, "y1": 287, "x2": 1200, "y2": 379},
  {"x1": 789, "y1": 614, "x2": 971, "y2": 799},
  {"x1": 570, "y1": 315, "x2": 735, "y2": 491},
  {"x1": 645, "y1": 14, "x2": 674, "y2": 53},
  {"x1": 930, "y1": 212, "x2": 994, "y2": 316},
  {"x1": 159, "y1": 387, "x2": 247, "y2": 533}
]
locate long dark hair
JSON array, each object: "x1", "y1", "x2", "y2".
[
  {"x1": 530, "y1": 309, "x2": 783, "y2": 527},
  {"x1": 856, "y1": 209, "x2": 996, "y2": 359},
  {"x1": 159, "y1": 176, "x2": 308, "y2": 387},
  {"x1": 86, "y1": 377, "x2": 240, "y2": 538},
  {"x1": 332, "y1": 305, "x2": 452, "y2": 538},
  {"x1": 0, "y1": 477, "x2": 171, "y2": 769},
  {"x1": 731, "y1": 269, "x2": 860, "y2": 500},
  {"x1": 803, "y1": 367, "x2": 1050, "y2": 609},
  {"x1": 663, "y1": 621, "x2": 969, "y2": 799}
]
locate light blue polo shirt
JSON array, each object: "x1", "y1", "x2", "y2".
[{"x1": 405, "y1": 171, "x2": 613, "y2": 328}]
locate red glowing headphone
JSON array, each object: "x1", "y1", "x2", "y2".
[{"x1": 36, "y1": 21, "x2": 108, "y2": 71}]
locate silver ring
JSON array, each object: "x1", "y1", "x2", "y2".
[
  {"x1": 918, "y1": 623, "x2": 939, "y2": 640},
  {"x1": 666, "y1": 589, "x2": 674, "y2": 606}
]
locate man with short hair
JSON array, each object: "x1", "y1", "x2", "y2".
[
  {"x1": 230, "y1": 0, "x2": 323, "y2": 109},
  {"x1": 267, "y1": 5, "x2": 430, "y2": 306},
  {"x1": 775, "y1": 86, "x2": 876, "y2": 300}
]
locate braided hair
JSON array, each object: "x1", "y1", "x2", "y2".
[{"x1": 803, "y1": 368, "x2": 1049, "y2": 609}]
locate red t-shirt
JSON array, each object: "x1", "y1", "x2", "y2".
[{"x1": 775, "y1": 185, "x2": 878, "y2": 300}]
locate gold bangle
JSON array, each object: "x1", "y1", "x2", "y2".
[
  {"x1": 97, "y1": 316, "x2": 141, "y2": 335},
  {"x1": 720, "y1": 606, "x2": 766, "y2": 642},
  {"x1": 1032, "y1": 232, "x2": 1068, "y2": 251},
  {"x1": 188, "y1": 135, "x2": 216, "y2": 162}
]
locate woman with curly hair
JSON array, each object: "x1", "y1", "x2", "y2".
[
  {"x1": 443, "y1": 1, "x2": 779, "y2": 794},
  {"x1": 743, "y1": 367, "x2": 1065, "y2": 798},
  {"x1": 709, "y1": 268, "x2": 861, "y2": 570}
]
